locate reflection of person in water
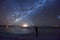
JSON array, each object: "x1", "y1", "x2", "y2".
[{"x1": 35, "y1": 26, "x2": 38, "y2": 37}]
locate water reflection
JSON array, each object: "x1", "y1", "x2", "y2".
[{"x1": 1, "y1": 27, "x2": 35, "y2": 34}]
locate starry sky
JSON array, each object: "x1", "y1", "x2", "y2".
[{"x1": 0, "y1": 0, "x2": 60, "y2": 26}]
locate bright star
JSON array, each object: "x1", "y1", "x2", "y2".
[{"x1": 57, "y1": 16, "x2": 60, "y2": 19}]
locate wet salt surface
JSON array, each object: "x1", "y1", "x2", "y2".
[{"x1": 0, "y1": 27, "x2": 59, "y2": 40}]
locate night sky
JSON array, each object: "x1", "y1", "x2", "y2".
[{"x1": 0, "y1": 0, "x2": 60, "y2": 26}]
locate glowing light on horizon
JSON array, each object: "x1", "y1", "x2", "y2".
[{"x1": 22, "y1": 23, "x2": 29, "y2": 27}]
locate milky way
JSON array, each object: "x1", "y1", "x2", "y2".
[
  {"x1": 6, "y1": 0, "x2": 46, "y2": 25},
  {"x1": 0, "y1": 0, "x2": 58, "y2": 26}
]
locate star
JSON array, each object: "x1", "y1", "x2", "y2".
[{"x1": 58, "y1": 16, "x2": 60, "y2": 19}]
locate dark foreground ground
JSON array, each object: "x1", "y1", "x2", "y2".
[{"x1": 0, "y1": 26, "x2": 60, "y2": 40}]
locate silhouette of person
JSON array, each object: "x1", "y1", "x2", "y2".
[{"x1": 35, "y1": 26, "x2": 38, "y2": 37}]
